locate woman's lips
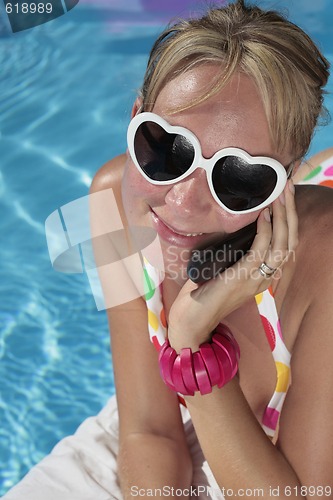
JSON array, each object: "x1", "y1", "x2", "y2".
[{"x1": 150, "y1": 208, "x2": 212, "y2": 248}]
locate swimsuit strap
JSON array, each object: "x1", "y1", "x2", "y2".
[
  {"x1": 298, "y1": 155, "x2": 333, "y2": 188},
  {"x1": 144, "y1": 258, "x2": 167, "y2": 350},
  {"x1": 255, "y1": 288, "x2": 291, "y2": 439}
]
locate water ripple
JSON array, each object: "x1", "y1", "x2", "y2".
[
  {"x1": 13, "y1": 201, "x2": 45, "y2": 234},
  {"x1": 1, "y1": 2, "x2": 332, "y2": 496}
]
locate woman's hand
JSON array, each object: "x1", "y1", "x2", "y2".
[{"x1": 167, "y1": 180, "x2": 298, "y2": 351}]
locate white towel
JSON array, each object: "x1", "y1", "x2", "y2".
[{"x1": 3, "y1": 396, "x2": 224, "y2": 500}]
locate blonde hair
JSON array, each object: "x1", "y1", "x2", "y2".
[{"x1": 140, "y1": 0, "x2": 330, "y2": 159}]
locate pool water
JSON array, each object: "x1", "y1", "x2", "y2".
[{"x1": 0, "y1": 0, "x2": 332, "y2": 495}]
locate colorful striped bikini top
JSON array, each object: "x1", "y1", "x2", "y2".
[{"x1": 143, "y1": 259, "x2": 291, "y2": 440}]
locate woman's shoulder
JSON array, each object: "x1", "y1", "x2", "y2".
[
  {"x1": 90, "y1": 153, "x2": 127, "y2": 193},
  {"x1": 294, "y1": 146, "x2": 333, "y2": 244},
  {"x1": 292, "y1": 145, "x2": 333, "y2": 295},
  {"x1": 291, "y1": 185, "x2": 333, "y2": 317},
  {"x1": 90, "y1": 153, "x2": 127, "y2": 224},
  {"x1": 296, "y1": 184, "x2": 333, "y2": 247},
  {"x1": 282, "y1": 183, "x2": 333, "y2": 352}
]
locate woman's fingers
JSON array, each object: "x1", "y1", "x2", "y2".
[
  {"x1": 169, "y1": 180, "x2": 299, "y2": 337},
  {"x1": 194, "y1": 181, "x2": 297, "y2": 301},
  {"x1": 285, "y1": 180, "x2": 299, "y2": 253},
  {"x1": 271, "y1": 181, "x2": 298, "y2": 254},
  {"x1": 262, "y1": 180, "x2": 298, "y2": 274},
  {"x1": 248, "y1": 207, "x2": 272, "y2": 266},
  {"x1": 189, "y1": 209, "x2": 272, "y2": 313}
]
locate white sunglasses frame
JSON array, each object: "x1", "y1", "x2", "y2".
[{"x1": 127, "y1": 111, "x2": 289, "y2": 215}]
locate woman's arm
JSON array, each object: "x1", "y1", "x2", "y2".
[
  {"x1": 90, "y1": 159, "x2": 192, "y2": 498},
  {"x1": 107, "y1": 299, "x2": 192, "y2": 499},
  {"x1": 276, "y1": 184, "x2": 333, "y2": 490},
  {"x1": 166, "y1": 181, "x2": 333, "y2": 498}
]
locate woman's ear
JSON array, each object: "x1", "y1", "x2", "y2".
[{"x1": 131, "y1": 97, "x2": 143, "y2": 118}]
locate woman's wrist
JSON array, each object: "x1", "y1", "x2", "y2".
[
  {"x1": 167, "y1": 328, "x2": 212, "y2": 353},
  {"x1": 159, "y1": 324, "x2": 240, "y2": 396}
]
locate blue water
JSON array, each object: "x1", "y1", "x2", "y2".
[{"x1": 0, "y1": 0, "x2": 332, "y2": 495}]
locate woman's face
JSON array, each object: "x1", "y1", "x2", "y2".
[{"x1": 121, "y1": 65, "x2": 292, "y2": 285}]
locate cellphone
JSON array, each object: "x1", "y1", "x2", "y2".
[{"x1": 187, "y1": 220, "x2": 257, "y2": 283}]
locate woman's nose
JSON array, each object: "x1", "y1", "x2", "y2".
[{"x1": 164, "y1": 168, "x2": 213, "y2": 216}]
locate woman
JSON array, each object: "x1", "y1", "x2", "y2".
[
  {"x1": 89, "y1": 0, "x2": 333, "y2": 497},
  {"x1": 4, "y1": 1, "x2": 333, "y2": 499},
  {"x1": 95, "y1": 0, "x2": 333, "y2": 495}
]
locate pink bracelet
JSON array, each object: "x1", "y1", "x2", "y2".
[{"x1": 158, "y1": 325, "x2": 240, "y2": 396}]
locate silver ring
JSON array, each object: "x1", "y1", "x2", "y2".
[{"x1": 258, "y1": 262, "x2": 276, "y2": 278}]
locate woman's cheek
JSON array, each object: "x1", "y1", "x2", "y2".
[{"x1": 121, "y1": 159, "x2": 155, "y2": 219}]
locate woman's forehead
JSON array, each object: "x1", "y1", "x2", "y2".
[
  {"x1": 152, "y1": 66, "x2": 292, "y2": 165},
  {"x1": 153, "y1": 69, "x2": 270, "y2": 157},
  {"x1": 153, "y1": 68, "x2": 268, "y2": 138}
]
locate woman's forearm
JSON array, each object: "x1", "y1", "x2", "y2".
[
  {"x1": 185, "y1": 378, "x2": 302, "y2": 498},
  {"x1": 118, "y1": 432, "x2": 193, "y2": 499}
]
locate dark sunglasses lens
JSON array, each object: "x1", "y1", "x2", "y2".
[
  {"x1": 212, "y1": 156, "x2": 278, "y2": 211},
  {"x1": 134, "y1": 121, "x2": 195, "y2": 181}
]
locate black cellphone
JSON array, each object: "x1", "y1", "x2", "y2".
[{"x1": 187, "y1": 220, "x2": 257, "y2": 283}]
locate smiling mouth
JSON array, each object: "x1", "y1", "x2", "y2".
[
  {"x1": 149, "y1": 208, "x2": 213, "y2": 249},
  {"x1": 150, "y1": 209, "x2": 205, "y2": 235},
  {"x1": 161, "y1": 220, "x2": 204, "y2": 237}
]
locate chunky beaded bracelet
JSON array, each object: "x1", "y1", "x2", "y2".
[{"x1": 158, "y1": 324, "x2": 240, "y2": 396}]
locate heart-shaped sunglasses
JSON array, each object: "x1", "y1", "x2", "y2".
[{"x1": 127, "y1": 112, "x2": 292, "y2": 214}]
